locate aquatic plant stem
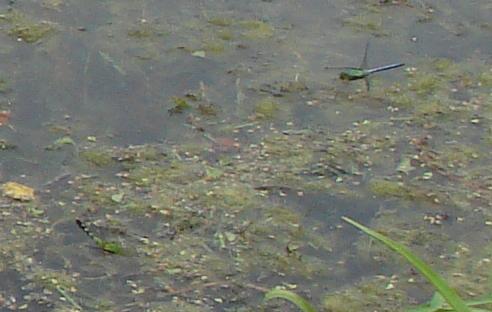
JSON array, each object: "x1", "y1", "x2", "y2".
[
  {"x1": 265, "y1": 288, "x2": 317, "y2": 312},
  {"x1": 341, "y1": 216, "x2": 471, "y2": 312},
  {"x1": 55, "y1": 285, "x2": 82, "y2": 311}
]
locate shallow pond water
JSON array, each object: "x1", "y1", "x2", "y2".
[{"x1": 0, "y1": 0, "x2": 491, "y2": 311}]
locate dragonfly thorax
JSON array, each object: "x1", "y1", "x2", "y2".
[{"x1": 339, "y1": 68, "x2": 368, "y2": 81}]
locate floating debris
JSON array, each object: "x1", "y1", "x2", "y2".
[{"x1": 2, "y1": 182, "x2": 35, "y2": 201}]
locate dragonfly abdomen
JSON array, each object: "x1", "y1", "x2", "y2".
[{"x1": 367, "y1": 63, "x2": 405, "y2": 74}]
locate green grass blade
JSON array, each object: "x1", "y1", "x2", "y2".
[
  {"x1": 341, "y1": 216, "x2": 472, "y2": 312},
  {"x1": 459, "y1": 294, "x2": 492, "y2": 307},
  {"x1": 265, "y1": 289, "x2": 318, "y2": 312}
]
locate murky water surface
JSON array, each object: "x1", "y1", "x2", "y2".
[{"x1": 0, "y1": 0, "x2": 490, "y2": 311}]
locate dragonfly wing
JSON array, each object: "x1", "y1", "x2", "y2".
[
  {"x1": 360, "y1": 40, "x2": 370, "y2": 69},
  {"x1": 364, "y1": 76, "x2": 370, "y2": 91},
  {"x1": 325, "y1": 66, "x2": 351, "y2": 70}
]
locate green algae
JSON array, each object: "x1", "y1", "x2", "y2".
[
  {"x1": 197, "y1": 183, "x2": 259, "y2": 212},
  {"x1": 42, "y1": 0, "x2": 64, "y2": 11},
  {"x1": 245, "y1": 240, "x2": 328, "y2": 278},
  {"x1": 279, "y1": 80, "x2": 309, "y2": 93},
  {"x1": 107, "y1": 145, "x2": 166, "y2": 172},
  {"x1": 202, "y1": 39, "x2": 225, "y2": 54},
  {"x1": 260, "y1": 134, "x2": 314, "y2": 169},
  {"x1": 146, "y1": 301, "x2": 207, "y2": 312},
  {"x1": 342, "y1": 14, "x2": 386, "y2": 35},
  {"x1": 0, "y1": 78, "x2": 10, "y2": 93},
  {"x1": 33, "y1": 270, "x2": 77, "y2": 292},
  {"x1": 478, "y1": 70, "x2": 492, "y2": 87},
  {"x1": 265, "y1": 206, "x2": 301, "y2": 226},
  {"x1": 413, "y1": 99, "x2": 451, "y2": 124},
  {"x1": 208, "y1": 17, "x2": 273, "y2": 40},
  {"x1": 384, "y1": 88, "x2": 414, "y2": 108},
  {"x1": 127, "y1": 160, "x2": 202, "y2": 187},
  {"x1": 208, "y1": 17, "x2": 233, "y2": 27},
  {"x1": 254, "y1": 98, "x2": 279, "y2": 119},
  {"x1": 197, "y1": 103, "x2": 219, "y2": 117},
  {"x1": 1, "y1": 11, "x2": 55, "y2": 43},
  {"x1": 368, "y1": 179, "x2": 417, "y2": 200},
  {"x1": 16, "y1": 114, "x2": 489, "y2": 310},
  {"x1": 123, "y1": 198, "x2": 150, "y2": 215},
  {"x1": 127, "y1": 21, "x2": 165, "y2": 39},
  {"x1": 80, "y1": 149, "x2": 114, "y2": 167},
  {"x1": 77, "y1": 182, "x2": 117, "y2": 207},
  {"x1": 216, "y1": 29, "x2": 233, "y2": 41},
  {"x1": 323, "y1": 277, "x2": 406, "y2": 312},
  {"x1": 409, "y1": 73, "x2": 441, "y2": 96},
  {"x1": 432, "y1": 58, "x2": 460, "y2": 77},
  {"x1": 11, "y1": 47, "x2": 491, "y2": 309},
  {"x1": 239, "y1": 20, "x2": 274, "y2": 39},
  {"x1": 8, "y1": 22, "x2": 54, "y2": 43},
  {"x1": 205, "y1": 166, "x2": 224, "y2": 181},
  {"x1": 169, "y1": 96, "x2": 191, "y2": 114},
  {"x1": 415, "y1": 99, "x2": 447, "y2": 116},
  {"x1": 2, "y1": 6, "x2": 490, "y2": 312},
  {"x1": 439, "y1": 145, "x2": 480, "y2": 168}
]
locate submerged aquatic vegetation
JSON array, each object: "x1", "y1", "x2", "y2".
[
  {"x1": 265, "y1": 288, "x2": 317, "y2": 312},
  {"x1": 239, "y1": 20, "x2": 274, "y2": 39},
  {"x1": 265, "y1": 217, "x2": 492, "y2": 312},
  {"x1": 341, "y1": 217, "x2": 484, "y2": 312},
  {"x1": 208, "y1": 17, "x2": 233, "y2": 27},
  {"x1": 201, "y1": 38, "x2": 225, "y2": 54},
  {"x1": 409, "y1": 73, "x2": 440, "y2": 96},
  {"x1": 80, "y1": 149, "x2": 114, "y2": 167},
  {"x1": 127, "y1": 21, "x2": 166, "y2": 39},
  {"x1": 342, "y1": 14, "x2": 386, "y2": 35},
  {"x1": 1, "y1": 10, "x2": 55, "y2": 43},
  {"x1": 216, "y1": 29, "x2": 233, "y2": 41},
  {"x1": 168, "y1": 96, "x2": 191, "y2": 115},
  {"x1": 0, "y1": 78, "x2": 10, "y2": 93},
  {"x1": 478, "y1": 70, "x2": 492, "y2": 87},
  {"x1": 368, "y1": 179, "x2": 416, "y2": 200},
  {"x1": 254, "y1": 98, "x2": 279, "y2": 119}
]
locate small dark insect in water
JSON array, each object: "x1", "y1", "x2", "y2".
[
  {"x1": 75, "y1": 219, "x2": 124, "y2": 254},
  {"x1": 76, "y1": 219, "x2": 94, "y2": 239}
]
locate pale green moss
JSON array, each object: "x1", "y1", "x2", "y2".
[
  {"x1": 208, "y1": 17, "x2": 233, "y2": 27},
  {"x1": 240, "y1": 20, "x2": 274, "y2": 39},
  {"x1": 323, "y1": 277, "x2": 406, "y2": 311},
  {"x1": 409, "y1": 74, "x2": 440, "y2": 96},
  {"x1": 342, "y1": 14, "x2": 386, "y2": 35},
  {"x1": 80, "y1": 150, "x2": 113, "y2": 167},
  {"x1": 202, "y1": 39, "x2": 225, "y2": 54},
  {"x1": 478, "y1": 70, "x2": 492, "y2": 87},
  {"x1": 368, "y1": 179, "x2": 415, "y2": 200},
  {"x1": 2, "y1": 11, "x2": 55, "y2": 43},
  {"x1": 127, "y1": 22, "x2": 165, "y2": 39},
  {"x1": 254, "y1": 98, "x2": 279, "y2": 119},
  {"x1": 216, "y1": 29, "x2": 233, "y2": 41}
]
